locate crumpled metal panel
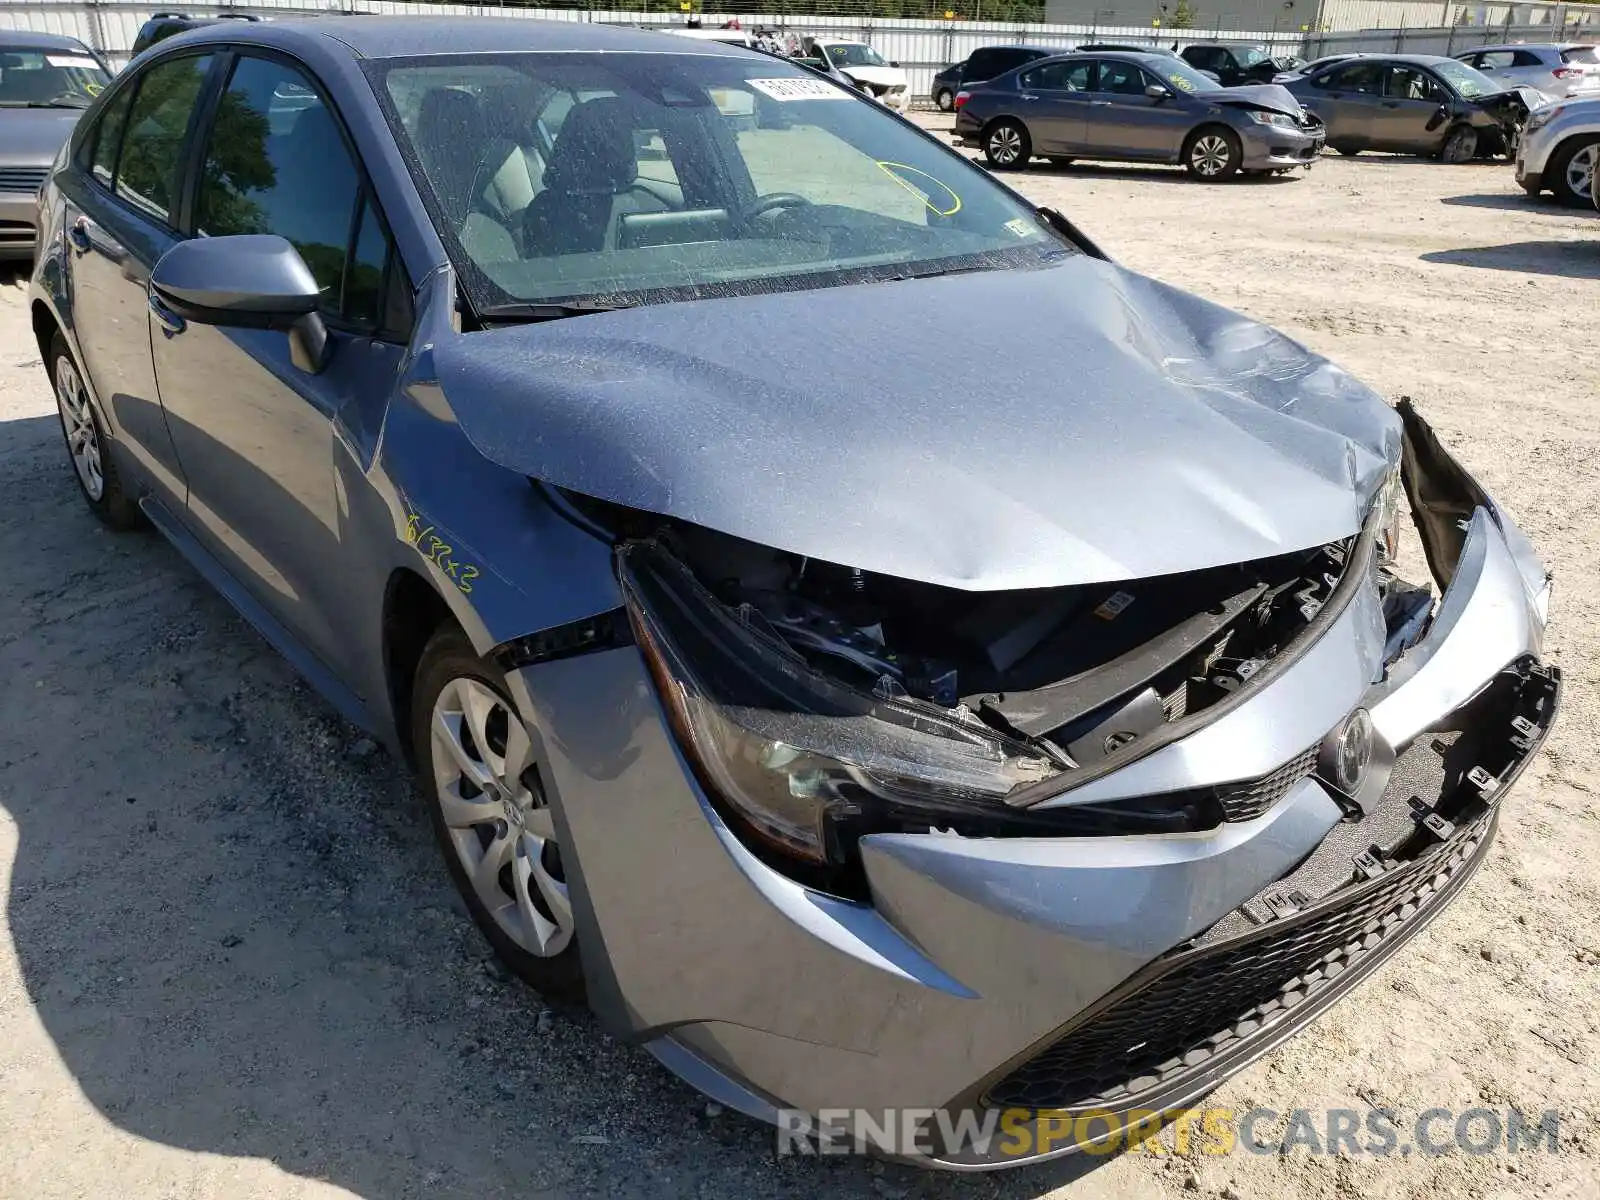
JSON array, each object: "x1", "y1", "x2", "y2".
[{"x1": 431, "y1": 257, "x2": 1401, "y2": 591}]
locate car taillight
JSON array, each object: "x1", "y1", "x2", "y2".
[
  {"x1": 1553, "y1": 67, "x2": 1582, "y2": 79},
  {"x1": 954, "y1": 90, "x2": 970, "y2": 109}
]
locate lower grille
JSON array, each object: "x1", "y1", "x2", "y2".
[
  {"x1": 984, "y1": 808, "x2": 1492, "y2": 1112},
  {"x1": 0, "y1": 166, "x2": 50, "y2": 195},
  {"x1": 1212, "y1": 746, "x2": 1317, "y2": 821}
]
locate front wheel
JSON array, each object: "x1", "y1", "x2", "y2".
[
  {"x1": 1547, "y1": 136, "x2": 1599, "y2": 207},
  {"x1": 50, "y1": 332, "x2": 141, "y2": 530},
  {"x1": 413, "y1": 624, "x2": 586, "y2": 1002},
  {"x1": 935, "y1": 88, "x2": 954, "y2": 112},
  {"x1": 983, "y1": 118, "x2": 1031, "y2": 169},
  {"x1": 1439, "y1": 124, "x2": 1478, "y2": 164},
  {"x1": 1184, "y1": 126, "x2": 1241, "y2": 180}
]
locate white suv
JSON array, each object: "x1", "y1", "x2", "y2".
[
  {"x1": 1515, "y1": 96, "x2": 1600, "y2": 206},
  {"x1": 1455, "y1": 43, "x2": 1600, "y2": 102}
]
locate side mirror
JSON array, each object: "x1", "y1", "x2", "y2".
[
  {"x1": 1145, "y1": 83, "x2": 1172, "y2": 101},
  {"x1": 150, "y1": 234, "x2": 331, "y2": 373},
  {"x1": 890, "y1": 60, "x2": 901, "y2": 68}
]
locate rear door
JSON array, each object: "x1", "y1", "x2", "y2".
[
  {"x1": 1014, "y1": 59, "x2": 1094, "y2": 153},
  {"x1": 1369, "y1": 64, "x2": 1450, "y2": 151},
  {"x1": 149, "y1": 49, "x2": 410, "y2": 675},
  {"x1": 1300, "y1": 60, "x2": 1385, "y2": 147},
  {"x1": 1080, "y1": 59, "x2": 1192, "y2": 160},
  {"x1": 55, "y1": 50, "x2": 217, "y2": 508}
]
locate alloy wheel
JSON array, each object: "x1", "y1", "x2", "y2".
[
  {"x1": 989, "y1": 125, "x2": 1023, "y2": 165},
  {"x1": 429, "y1": 677, "x2": 573, "y2": 957},
  {"x1": 54, "y1": 355, "x2": 104, "y2": 502},
  {"x1": 1565, "y1": 144, "x2": 1596, "y2": 204},
  {"x1": 1191, "y1": 134, "x2": 1231, "y2": 177}
]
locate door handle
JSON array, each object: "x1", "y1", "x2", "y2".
[
  {"x1": 67, "y1": 219, "x2": 92, "y2": 254},
  {"x1": 1381, "y1": 101, "x2": 1401, "y2": 108},
  {"x1": 1089, "y1": 100, "x2": 1111, "y2": 106},
  {"x1": 148, "y1": 291, "x2": 187, "y2": 338},
  {"x1": 1019, "y1": 92, "x2": 1038, "y2": 100}
]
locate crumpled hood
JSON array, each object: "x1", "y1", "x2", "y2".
[
  {"x1": 431, "y1": 258, "x2": 1400, "y2": 591},
  {"x1": 1212, "y1": 83, "x2": 1304, "y2": 117},
  {"x1": 0, "y1": 108, "x2": 80, "y2": 169},
  {"x1": 837, "y1": 64, "x2": 906, "y2": 89}
]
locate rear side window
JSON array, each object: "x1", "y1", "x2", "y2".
[
  {"x1": 115, "y1": 54, "x2": 213, "y2": 223},
  {"x1": 1561, "y1": 46, "x2": 1599, "y2": 65},
  {"x1": 1478, "y1": 51, "x2": 1516, "y2": 69},
  {"x1": 1319, "y1": 62, "x2": 1382, "y2": 92},
  {"x1": 87, "y1": 84, "x2": 133, "y2": 188},
  {"x1": 966, "y1": 49, "x2": 1001, "y2": 77},
  {"x1": 195, "y1": 54, "x2": 398, "y2": 331}
]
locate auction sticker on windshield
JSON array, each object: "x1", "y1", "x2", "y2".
[
  {"x1": 47, "y1": 55, "x2": 100, "y2": 69},
  {"x1": 748, "y1": 77, "x2": 850, "y2": 101}
]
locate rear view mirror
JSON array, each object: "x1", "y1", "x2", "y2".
[
  {"x1": 150, "y1": 235, "x2": 330, "y2": 373},
  {"x1": 1145, "y1": 83, "x2": 1172, "y2": 100}
]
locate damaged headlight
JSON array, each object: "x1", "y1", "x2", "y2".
[
  {"x1": 1525, "y1": 105, "x2": 1559, "y2": 133},
  {"x1": 1374, "y1": 464, "x2": 1403, "y2": 565},
  {"x1": 619, "y1": 541, "x2": 1057, "y2": 867},
  {"x1": 1247, "y1": 110, "x2": 1299, "y2": 129}
]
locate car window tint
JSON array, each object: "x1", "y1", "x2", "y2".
[
  {"x1": 1512, "y1": 50, "x2": 1544, "y2": 67},
  {"x1": 88, "y1": 84, "x2": 133, "y2": 188},
  {"x1": 1321, "y1": 62, "x2": 1382, "y2": 92},
  {"x1": 1021, "y1": 61, "x2": 1091, "y2": 91},
  {"x1": 195, "y1": 55, "x2": 361, "y2": 316},
  {"x1": 344, "y1": 191, "x2": 389, "y2": 326},
  {"x1": 1096, "y1": 60, "x2": 1147, "y2": 95},
  {"x1": 967, "y1": 49, "x2": 999, "y2": 76},
  {"x1": 1384, "y1": 66, "x2": 1442, "y2": 101},
  {"x1": 115, "y1": 54, "x2": 212, "y2": 223}
]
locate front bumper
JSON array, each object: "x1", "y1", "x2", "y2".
[
  {"x1": 1238, "y1": 122, "x2": 1324, "y2": 169},
  {"x1": 0, "y1": 193, "x2": 40, "y2": 261},
  {"x1": 504, "y1": 417, "x2": 1555, "y2": 1170}
]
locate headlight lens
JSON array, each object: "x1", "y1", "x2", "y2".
[
  {"x1": 1525, "y1": 104, "x2": 1559, "y2": 132},
  {"x1": 1248, "y1": 110, "x2": 1298, "y2": 129},
  {"x1": 621, "y1": 542, "x2": 1056, "y2": 866}
]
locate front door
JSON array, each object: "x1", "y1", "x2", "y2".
[
  {"x1": 1369, "y1": 65, "x2": 1450, "y2": 152},
  {"x1": 59, "y1": 52, "x2": 216, "y2": 507},
  {"x1": 149, "y1": 51, "x2": 405, "y2": 676},
  {"x1": 1081, "y1": 59, "x2": 1192, "y2": 160}
]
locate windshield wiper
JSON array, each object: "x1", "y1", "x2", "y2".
[
  {"x1": 0, "y1": 98, "x2": 91, "y2": 109},
  {"x1": 476, "y1": 299, "x2": 636, "y2": 324}
]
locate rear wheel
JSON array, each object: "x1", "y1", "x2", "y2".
[
  {"x1": 49, "y1": 332, "x2": 141, "y2": 530},
  {"x1": 1184, "y1": 126, "x2": 1241, "y2": 180},
  {"x1": 935, "y1": 88, "x2": 955, "y2": 112},
  {"x1": 1439, "y1": 124, "x2": 1478, "y2": 164},
  {"x1": 1547, "y1": 136, "x2": 1599, "y2": 207},
  {"x1": 983, "y1": 118, "x2": 1031, "y2": 169},
  {"x1": 414, "y1": 624, "x2": 585, "y2": 1002}
]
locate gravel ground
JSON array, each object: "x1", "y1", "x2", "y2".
[{"x1": 1, "y1": 135, "x2": 1598, "y2": 1200}]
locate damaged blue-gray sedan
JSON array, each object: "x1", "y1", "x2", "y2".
[{"x1": 29, "y1": 17, "x2": 1558, "y2": 1168}]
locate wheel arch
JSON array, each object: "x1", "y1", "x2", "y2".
[
  {"x1": 31, "y1": 299, "x2": 59, "y2": 367},
  {"x1": 382, "y1": 566, "x2": 457, "y2": 767}
]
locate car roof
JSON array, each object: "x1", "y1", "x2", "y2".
[
  {"x1": 1467, "y1": 42, "x2": 1568, "y2": 52},
  {"x1": 974, "y1": 43, "x2": 1060, "y2": 52},
  {"x1": 0, "y1": 30, "x2": 95, "y2": 52},
  {"x1": 158, "y1": 15, "x2": 738, "y2": 60}
]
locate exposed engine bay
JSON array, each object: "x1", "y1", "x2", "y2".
[{"x1": 568, "y1": 487, "x2": 1437, "y2": 887}]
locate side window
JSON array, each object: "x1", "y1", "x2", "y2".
[
  {"x1": 1478, "y1": 51, "x2": 1515, "y2": 69},
  {"x1": 1511, "y1": 50, "x2": 1544, "y2": 68},
  {"x1": 1022, "y1": 61, "x2": 1092, "y2": 91},
  {"x1": 1097, "y1": 60, "x2": 1148, "y2": 95},
  {"x1": 1322, "y1": 62, "x2": 1381, "y2": 92},
  {"x1": 344, "y1": 193, "x2": 389, "y2": 327},
  {"x1": 1186, "y1": 48, "x2": 1220, "y2": 71},
  {"x1": 1385, "y1": 67, "x2": 1444, "y2": 102},
  {"x1": 87, "y1": 84, "x2": 133, "y2": 188},
  {"x1": 966, "y1": 49, "x2": 999, "y2": 78},
  {"x1": 195, "y1": 55, "x2": 369, "y2": 321},
  {"x1": 115, "y1": 54, "x2": 213, "y2": 223}
]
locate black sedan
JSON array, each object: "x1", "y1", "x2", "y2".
[{"x1": 1284, "y1": 54, "x2": 1544, "y2": 161}]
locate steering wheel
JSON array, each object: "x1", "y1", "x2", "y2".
[{"x1": 742, "y1": 192, "x2": 813, "y2": 223}]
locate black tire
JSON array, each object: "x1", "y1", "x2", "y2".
[
  {"x1": 412, "y1": 623, "x2": 587, "y2": 1004},
  {"x1": 48, "y1": 331, "x2": 142, "y2": 530},
  {"x1": 1547, "y1": 135, "x2": 1600, "y2": 208},
  {"x1": 935, "y1": 88, "x2": 954, "y2": 112},
  {"x1": 1439, "y1": 124, "x2": 1478, "y2": 164},
  {"x1": 983, "y1": 118, "x2": 1031, "y2": 169},
  {"x1": 1183, "y1": 125, "x2": 1242, "y2": 180},
  {"x1": 1333, "y1": 144, "x2": 1361, "y2": 156},
  {"x1": 1046, "y1": 156, "x2": 1075, "y2": 168}
]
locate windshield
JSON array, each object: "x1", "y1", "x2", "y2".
[
  {"x1": 375, "y1": 52, "x2": 1068, "y2": 314},
  {"x1": 1153, "y1": 59, "x2": 1224, "y2": 94},
  {"x1": 826, "y1": 44, "x2": 887, "y2": 69},
  {"x1": 1432, "y1": 59, "x2": 1500, "y2": 99},
  {"x1": 0, "y1": 46, "x2": 108, "y2": 108},
  {"x1": 1235, "y1": 46, "x2": 1272, "y2": 68}
]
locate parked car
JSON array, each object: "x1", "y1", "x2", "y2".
[
  {"x1": 1180, "y1": 43, "x2": 1298, "y2": 87},
  {"x1": 1454, "y1": 43, "x2": 1600, "y2": 103},
  {"x1": 1515, "y1": 95, "x2": 1600, "y2": 205},
  {"x1": 0, "y1": 31, "x2": 111, "y2": 262},
  {"x1": 931, "y1": 44, "x2": 1059, "y2": 112},
  {"x1": 130, "y1": 10, "x2": 263, "y2": 58},
  {"x1": 1081, "y1": 42, "x2": 1223, "y2": 83},
  {"x1": 1272, "y1": 52, "x2": 1368, "y2": 84},
  {"x1": 1284, "y1": 55, "x2": 1545, "y2": 161},
  {"x1": 954, "y1": 52, "x2": 1324, "y2": 179},
  {"x1": 801, "y1": 37, "x2": 910, "y2": 112},
  {"x1": 32, "y1": 15, "x2": 1558, "y2": 1169}
]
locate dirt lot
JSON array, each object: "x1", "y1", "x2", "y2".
[{"x1": 2, "y1": 135, "x2": 1598, "y2": 1200}]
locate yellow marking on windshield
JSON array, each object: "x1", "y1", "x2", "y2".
[{"x1": 874, "y1": 161, "x2": 962, "y2": 217}]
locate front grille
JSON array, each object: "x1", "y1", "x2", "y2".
[
  {"x1": 0, "y1": 166, "x2": 50, "y2": 195},
  {"x1": 1212, "y1": 747, "x2": 1318, "y2": 821},
  {"x1": 984, "y1": 809, "x2": 1492, "y2": 1112}
]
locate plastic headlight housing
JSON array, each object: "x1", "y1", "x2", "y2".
[
  {"x1": 618, "y1": 542, "x2": 1061, "y2": 867},
  {"x1": 1248, "y1": 110, "x2": 1298, "y2": 129},
  {"x1": 1525, "y1": 104, "x2": 1559, "y2": 132},
  {"x1": 1374, "y1": 464, "x2": 1403, "y2": 565}
]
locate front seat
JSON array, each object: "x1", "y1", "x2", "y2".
[
  {"x1": 414, "y1": 87, "x2": 518, "y2": 262},
  {"x1": 523, "y1": 96, "x2": 670, "y2": 256}
]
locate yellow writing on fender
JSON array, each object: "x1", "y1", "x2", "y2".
[{"x1": 404, "y1": 510, "x2": 480, "y2": 595}]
